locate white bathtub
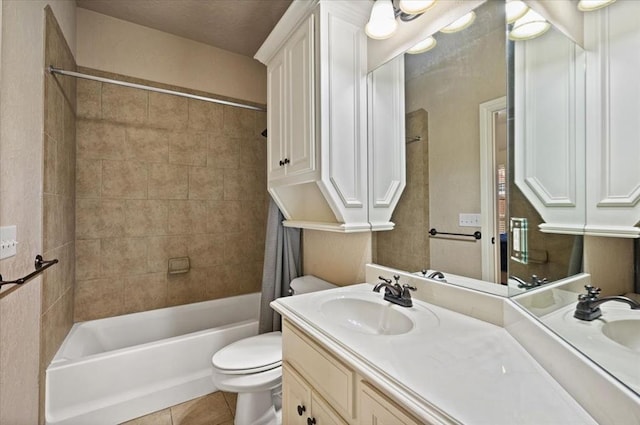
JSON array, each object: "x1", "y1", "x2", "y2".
[{"x1": 46, "y1": 293, "x2": 260, "y2": 425}]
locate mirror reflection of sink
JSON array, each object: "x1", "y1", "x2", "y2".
[
  {"x1": 601, "y1": 320, "x2": 640, "y2": 353},
  {"x1": 320, "y1": 297, "x2": 414, "y2": 335}
]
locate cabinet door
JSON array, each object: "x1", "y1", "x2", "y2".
[
  {"x1": 359, "y1": 383, "x2": 423, "y2": 425},
  {"x1": 267, "y1": 48, "x2": 286, "y2": 181},
  {"x1": 310, "y1": 392, "x2": 348, "y2": 425},
  {"x1": 285, "y1": 14, "x2": 316, "y2": 178},
  {"x1": 283, "y1": 363, "x2": 312, "y2": 425},
  {"x1": 585, "y1": 1, "x2": 640, "y2": 237}
]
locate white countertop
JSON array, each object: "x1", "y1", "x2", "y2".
[{"x1": 272, "y1": 283, "x2": 597, "y2": 425}]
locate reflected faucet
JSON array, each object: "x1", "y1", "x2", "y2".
[
  {"x1": 373, "y1": 275, "x2": 416, "y2": 307},
  {"x1": 574, "y1": 285, "x2": 640, "y2": 321},
  {"x1": 510, "y1": 274, "x2": 548, "y2": 289}
]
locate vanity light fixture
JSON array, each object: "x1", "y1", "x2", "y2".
[
  {"x1": 407, "y1": 35, "x2": 437, "y2": 54},
  {"x1": 509, "y1": 9, "x2": 550, "y2": 41},
  {"x1": 577, "y1": 0, "x2": 616, "y2": 12},
  {"x1": 365, "y1": 0, "x2": 398, "y2": 40},
  {"x1": 398, "y1": 0, "x2": 436, "y2": 15},
  {"x1": 440, "y1": 11, "x2": 476, "y2": 33},
  {"x1": 365, "y1": 0, "x2": 438, "y2": 40},
  {"x1": 505, "y1": 0, "x2": 529, "y2": 24}
]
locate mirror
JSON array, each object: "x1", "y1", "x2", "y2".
[{"x1": 371, "y1": 0, "x2": 587, "y2": 297}]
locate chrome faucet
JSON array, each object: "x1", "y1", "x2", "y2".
[
  {"x1": 510, "y1": 274, "x2": 548, "y2": 289},
  {"x1": 373, "y1": 275, "x2": 416, "y2": 307},
  {"x1": 574, "y1": 285, "x2": 640, "y2": 321}
]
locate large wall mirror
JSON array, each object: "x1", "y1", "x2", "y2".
[
  {"x1": 371, "y1": 0, "x2": 585, "y2": 296},
  {"x1": 371, "y1": 0, "x2": 640, "y2": 398}
]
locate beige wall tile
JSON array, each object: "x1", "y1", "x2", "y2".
[
  {"x1": 223, "y1": 168, "x2": 265, "y2": 201},
  {"x1": 167, "y1": 269, "x2": 207, "y2": 306},
  {"x1": 148, "y1": 163, "x2": 188, "y2": 199},
  {"x1": 76, "y1": 158, "x2": 102, "y2": 198},
  {"x1": 44, "y1": 134, "x2": 57, "y2": 194},
  {"x1": 77, "y1": 119, "x2": 125, "y2": 160},
  {"x1": 217, "y1": 262, "x2": 262, "y2": 295},
  {"x1": 41, "y1": 288, "x2": 73, "y2": 366},
  {"x1": 76, "y1": 198, "x2": 125, "y2": 239},
  {"x1": 148, "y1": 236, "x2": 188, "y2": 273},
  {"x1": 60, "y1": 102, "x2": 76, "y2": 196},
  {"x1": 76, "y1": 78, "x2": 101, "y2": 119},
  {"x1": 44, "y1": 75, "x2": 64, "y2": 142},
  {"x1": 125, "y1": 200, "x2": 168, "y2": 236},
  {"x1": 169, "y1": 132, "x2": 207, "y2": 166},
  {"x1": 76, "y1": 239, "x2": 101, "y2": 280},
  {"x1": 75, "y1": 278, "x2": 125, "y2": 321},
  {"x1": 102, "y1": 160, "x2": 148, "y2": 199},
  {"x1": 188, "y1": 233, "x2": 225, "y2": 269},
  {"x1": 125, "y1": 127, "x2": 169, "y2": 163},
  {"x1": 240, "y1": 136, "x2": 267, "y2": 171},
  {"x1": 167, "y1": 200, "x2": 207, "y2": 235},
  {"x1": 124, "y1": 273, "x2": 168, "y2": 313},
  {"x1": 102, "y1": 84, "x2": 148, "y2": 125},
  {"x1": 224, "y1": 233, "x2": 262, "y2": 263},
  {"x1": 208, "y1": 136, "x2": 240, "y2": 169},
  {"x1": 101, "y1": 237, "x2": 148, "y2": 277},
  {"x1": 170, "y1": 391, "x2": 232, "y2": 425},
  {"x1": 44, "y1": 194, "x2": 63, "y2": 252},
  {"x1": 149, "y1": 92, "x2": 188, "y2": 130},
  {"x1": 188, "y1": 167, "x2": 223, "y2": 200},
  {"x1": 255, "y1": 111, "x2": 267, "y2": 138},
  {"x1": 206, "y1": 200, "x2": 242, "y2": 233},
  {"x1": 223, "y1": 105, "x2": 255, "y2": 137},
  {"x1": 188, "y1": 99, "x2": 223, "y2": 133}
]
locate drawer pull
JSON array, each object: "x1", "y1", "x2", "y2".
[
  {"x1": 297, "y1": 404, "x2": 306, "y2": 416},
  {"x1": 307, "y1": 418, "x2": 316, "y2": 425}
]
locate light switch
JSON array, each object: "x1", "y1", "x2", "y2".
[{"x1": 0, "y1": 225, "x2": 18, "y2": 260}]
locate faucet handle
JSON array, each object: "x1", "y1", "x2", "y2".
[
  {"x1": 401, "y1": 284, "x2": 416, "y2": 298},
  {"x1": 583, "y1": 285, "x2": 601, "y2": 299},
  {"x1": 378, "y1": 276, "x2": 392, "y2": 284},
  {"x1": 421, "y1": 269, "x2": 427, "y2": 276},
  {"x1": 393, "y1": 275, "x2": 401, "y2": 284}
]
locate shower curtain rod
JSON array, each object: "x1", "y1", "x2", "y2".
[{"x1": 47, "y1": 66, "x2": 266, "y2": 112}]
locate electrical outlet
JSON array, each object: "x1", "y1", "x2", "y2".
[
  {"x1": 459, "y1": 213, "x2": 481, "y2": 227},
  {"x1": 0, "y1": 225, "x2": 18, "y2": 260}
]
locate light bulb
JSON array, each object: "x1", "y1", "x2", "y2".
[
  {"x1": 407, "y1": 36, "x2": 437, "y2": 54},
  {"x1": 577, "y1": 0, "x2": 616, "y2": 11},
  {"x1": 506, "y1": 0, "x2": 529, "y2": 24},
  {"x1": 399, "y1": 0, "x2": 436, "y2": 15},
  {"x1": 509, "y1": 9, "x2": 550, "y2": 41},
  {"x1": 365, "y1": 0, "x2": 398, "y2": 40},
  {"x1": 440, "y1": 11, "x2": 476, "y2": 34}
]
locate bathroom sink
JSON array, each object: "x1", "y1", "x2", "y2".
[
  {"x1": 320, "y1": 296, "x2": 414, "y2": 335},
  {"x1": 601, "y1": 320, "x2": 640, "y2": 352}
]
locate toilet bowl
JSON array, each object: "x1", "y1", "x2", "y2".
[{"x1": 211, "y1": 275, "x2": 336, "y2": 425}]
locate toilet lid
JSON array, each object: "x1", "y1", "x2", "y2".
[{"x1": 212, "y1": 331, "x2": 282, "y2": 375}]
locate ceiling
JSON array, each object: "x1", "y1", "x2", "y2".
[{"x1": 76, "y1": 0, "x2": 293, "y2": 58}]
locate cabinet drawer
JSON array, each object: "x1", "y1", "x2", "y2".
[
  {"x1": 283, "y1": 320, "x2": 355, "y2": 420},
  {"x1": 359, "y1": 381, "x2": 424, "y2": 425}
]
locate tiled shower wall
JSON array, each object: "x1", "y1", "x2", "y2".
[
  {"x1": 374, "y1": 109, "x2": 430, "y2": 272},
  {"x1": 41, "y1": 6, "x2": 76, "y2": 423},
  {"x1": 74, "y1": 70, "x2": 267, "y2": 321}
]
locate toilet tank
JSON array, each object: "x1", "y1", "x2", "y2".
[{"x1": 289, "y1": 275, "x2": 336, "y2": 296}]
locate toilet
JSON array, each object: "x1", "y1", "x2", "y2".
[{"x1": 211, "y1": 275, "x2": 336, "y2": 425}]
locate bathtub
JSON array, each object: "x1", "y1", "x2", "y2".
[{"x1": 46, "y1": 292, "x2": 260, "y2": 425}]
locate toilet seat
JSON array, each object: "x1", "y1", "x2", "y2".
[{"x1": 212, "y1": 331, "x2": 282, "y2": 375}]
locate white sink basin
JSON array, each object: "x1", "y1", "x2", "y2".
[
  {"x1": 602, "y1": 320, "x2": 640, "y2": 353},
  {"x1": 320, "y1": 296, "x2": 414, "y2": 335}
]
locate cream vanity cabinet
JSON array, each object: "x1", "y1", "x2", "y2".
[
  {"x1": 282, "y1": 321, "x2": 424, "y2": 425},
  {"x1": 255, "y1": 0, "x2": 404, "y2": 232},
  {"x1": 584, "y1": 1, "x2": 640, "y2": 238}
]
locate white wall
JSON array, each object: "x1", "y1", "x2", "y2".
[
  {"x1": 0, "y1": 1, "x2": 76, "y2": 422},
  {"x1": 76, "y1": 8, "x2": 267, "y2": 105}
]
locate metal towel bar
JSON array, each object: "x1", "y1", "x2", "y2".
[
  {"x1": 0, "y1": 255, "x2": 59, "y2": 288},
  {"x1": 429, "y1": 228, "x2": 481, "y2": 241}
]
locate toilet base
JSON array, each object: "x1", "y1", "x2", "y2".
[{"x1": 234, "y1": 390, "x2": 279, "y2": 425}]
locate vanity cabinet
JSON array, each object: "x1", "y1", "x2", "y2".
[
  {"x1": 584, "y1": 1, "x2": 640, "y2": 238},
  {"x1": 282, "y1": 320, "x2": 426, "y2": 425},
  {"x1": 256, "y1": 0, "x2": 404, "y2": 232}
]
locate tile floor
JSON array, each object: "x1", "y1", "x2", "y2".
[{"x1": 120, "y1": 391, "x2": 237, "y2": 425}]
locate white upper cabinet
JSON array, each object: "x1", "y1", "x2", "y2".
[
  {"x1": 585, "y1": 1, "x2": 640, "y2": 238},
  {"x1": 256, "y1": 0, "x2": 404, "y2": 233},
  {"x1": 514, "y1": 26, "x2": 586, "y2": 235}
]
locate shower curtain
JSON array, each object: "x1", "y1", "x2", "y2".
[{"x1": 258, "y1": 197, "x2": 301, "y2": 334}]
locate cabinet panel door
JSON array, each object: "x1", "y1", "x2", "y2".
[
  {"x1": 286, "y1": 14, "x2": 316, "y2": 178},
  {"x1": 310, "y1": 392, "x2": 348, "y2": 425},
  {"x1": 283, "y1": 363, "x2": 312, "y2": 425},
  {"x1": 359, "y1": 383, "x2": 423, "y2": 425},
  {"x1": 267, "y1": 48, "x2": 286, "y2": 181}
]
